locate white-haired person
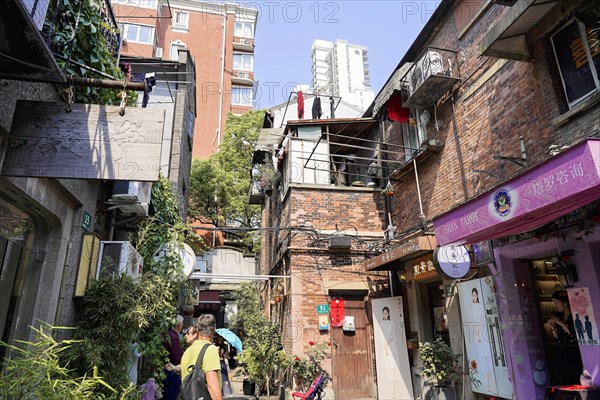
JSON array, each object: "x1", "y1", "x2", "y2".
[
  {"x1": 180, "y1": 314, "x2": 222, "y2": 400},
  {"x1": 163, "y1": 314, "x2": 184, "y2": 400}
]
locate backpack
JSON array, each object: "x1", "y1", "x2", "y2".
[{"x1": 179, "y1": 343, "x2": 212, "y2": 400}]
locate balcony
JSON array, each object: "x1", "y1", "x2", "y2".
[
  {"x1": 233, "y1": 37, "x2": 255, "y2": 52},
  {"x1": 401, "y1": 47, "x2": 460, "y2": 109},
  {"x1": 231, "y1": 71, "x2": 254, "y2": 86}
]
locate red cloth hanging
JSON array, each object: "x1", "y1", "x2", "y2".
[
  {"x1": 387, "y1": 94, "x2": 409, "y2": 123},
  {"x1": 297, "y1": 90, "x2": 305, "y2": 119},
  {"x1": 330, "y1": 298, "x2": 345, "y2": 327}
]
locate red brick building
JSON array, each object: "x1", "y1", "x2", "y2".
[
  {"x1": 113, "y1": 0, "x2": 257, "y2": 158},
  {"x1": 256, "y1": 1, "x2": 600, "y2": 399},
  {"x1": 363, "y1": 0, "x2": 600, "y2": 399}
]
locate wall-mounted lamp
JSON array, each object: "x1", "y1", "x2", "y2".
[{"x1": 399, "y1": 272, "x2": 413, "y2": 289}]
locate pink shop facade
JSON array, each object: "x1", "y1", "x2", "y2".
[{"x1": 433, "y1": 139, "x2": 600, "y2": 399}]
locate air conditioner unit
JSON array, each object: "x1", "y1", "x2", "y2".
[
  {"x1": 97, "y1": 241, "x2": 143, "y2": 281},
  {"x1": 111, "y1": 181, "x2": 152, "y2": 204},
  {"x1": 118, "y1": 202, "x2": 150, "y2": 217},
  {"x1": 242, "y1": 39, "x2": 253, "y2": 45},
  {"x1": 155, "y1": 47, "x2": 163, "y2": 58},
  {"x1": 237, "y1": 72, "x2": 249, "y2": 79},
  {"x1": 329, "y1": 236, "x2": 352, "y2": 249}
]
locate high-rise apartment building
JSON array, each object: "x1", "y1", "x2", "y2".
[
  {"x1": 113, "y1": 0, "x2": 258, "y2": 158},
  {"x1": 311, "y1": 39, "x2": 375, "y2": 111}
]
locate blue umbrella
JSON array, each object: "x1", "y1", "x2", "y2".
[{"x1": 216, "y1": 328, "x2": 243, "y2": 353}]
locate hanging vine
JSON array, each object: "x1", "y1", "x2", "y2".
[{"x1": 43, "y1": 0, "x2": 137, "y2": 105}]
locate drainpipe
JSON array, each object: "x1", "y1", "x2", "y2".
[
  {"x1": 216, "y1": 12, "x2": 227, "y2": 150},
  {"x1": 379, "y1": 119, "x2": 398, "y2": 297},
  {"x1": 413, "y1": 158, "x2": 427, "y2": 231}
]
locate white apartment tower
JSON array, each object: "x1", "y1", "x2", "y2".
[{"x1": 311, "y1": 39, "x2": 375, "y2": 111}]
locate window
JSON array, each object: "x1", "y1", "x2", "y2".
[
  {"x1": 551, "y1": 19, "x2": 600, "y2": 108},
  {"x1": 233, "y1": 53, "x2": 253, "y2": 71},
  {"x1": 231, "y1": 86, "x2": 253, "y2": 106},
  {"x1": 170, "y1": 41, "x2": 186, "y2": 61},
  {"x1": 234, "y1": 21, "x2": 254, "y2": 38},
  {"x1": 174, "y1": 11, "x2": 188, "y2": 29},
  {"x1": 402, "y1": 110, "x2": 427, "y2": 162},
  {"x1": 122, "y1": 23, "x2": 154, "y2": 44}
]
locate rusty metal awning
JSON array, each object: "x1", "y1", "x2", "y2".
[
  {"x1": 480, "y1": 0, "x2": 560, "y2": 61},
  {"x1": 363, "y1": 236, "x2": 437, "y2": 271},
  {"x1": 0, "y1": 0, "x2": 66, "y2": 83}
]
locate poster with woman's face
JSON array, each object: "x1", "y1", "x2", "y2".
[
  {"x1": 371, "y1": 297, "x2": 412, "y2": 400},
  {"x1": 458, "y1": 279, "x2": 499, "y2": 397}
]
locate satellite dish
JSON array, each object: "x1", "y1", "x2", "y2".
[{"x1": 153, "y1": 243, "x2": 196, "y2": 278}]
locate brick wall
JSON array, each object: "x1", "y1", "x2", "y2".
[
  {"x1": 387, "y1": 1, "x2": 600, "y2": 234},
  {"x1": 261, "y1": 184, "x2": 389, "y2": 375}
]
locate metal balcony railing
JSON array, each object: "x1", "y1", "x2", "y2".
[{"x1": 401, "y1": 47, "x2": 460, "y2": 109}]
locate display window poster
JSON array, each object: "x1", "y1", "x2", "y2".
[
  {"x1": 458, "y1": 278, "x2": 512, "y2": 398},
  {"x1": 372, "y1": 297, "x2": 413, "y2": 400},
  {"x1": 567, "y1": 287, "x2": 599, "y2": 346}
]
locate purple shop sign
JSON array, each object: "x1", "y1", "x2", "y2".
[{"x1": 433, "y1": 140, "x2": 600, "y2": 246}]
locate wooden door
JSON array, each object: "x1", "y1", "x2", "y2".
[{"x1": 331, "y1": 296, "x2": 374, "y2": 399}]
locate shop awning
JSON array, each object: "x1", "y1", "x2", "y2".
[
  {"x1": 363, "y1": 235, "x2": 437, "y2": 271},
  {"x1": 433, "y1": 139, "x2": 600, "y2": 246},
  {"x1": 479, "y1": 0, "x2": 560, "y2": 61}
]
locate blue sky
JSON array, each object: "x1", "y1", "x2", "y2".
[{"x1": 251, "y1": 1, "x2": 439, "y2": 108}]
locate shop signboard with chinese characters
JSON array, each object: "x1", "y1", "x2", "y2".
[
  {"x1": 567, "y1": 287, "x2": 599, "y2": 346},
  {"x1": 412, "y1": 258, "x2": 438, "y2": 281},
  {"x1": 372, "y1": 297, "x2": 413, "y2": 400},
  {"x1": 433, "y1": 140, "x2": 600, "y2": 246},
  {"x1": 2, "y1": 101, "x2": 165, "y2": 181},
  {"x1": 458, "y1": 278, "x2": 512, "y2": 398}
]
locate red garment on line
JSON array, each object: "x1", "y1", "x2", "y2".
[
  {"x1": 297, "y1": 90, "x2": 304, "y2": 119},
  {"x1": 387, "y1": 94, "x2": 409, "y2": 123}
]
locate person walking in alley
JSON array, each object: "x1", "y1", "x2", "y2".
[
  {"x1": 180, "y1": 314, "x2": 222, "y2": 400},
  {"x1": 163, "y1": 315, "x2": 185, "y2": 400},
  {"x1": 165, "y1": 324, "x2": 199, "y2": 374}
]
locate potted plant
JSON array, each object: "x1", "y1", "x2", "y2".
[
  {"x1": 407, "y1": 337, "x2": 419, "y2": 350},
  {"x1": 418, "y1": 340, "x2": 461, "y2": 400}
]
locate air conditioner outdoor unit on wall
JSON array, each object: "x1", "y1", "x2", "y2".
[
  {"x1": 329, "y1": 236, "x2": 352, "y2": 249},
  {"x1": 97, "y1": 241, "x2": 143, "y2": 281},
  {"x1": 155, "y1": 47, "x2": 163, "y2": 58},
  {"x1": 238, "y1": 72, "x2": 249, "y2": 79},
  {"x1": 242, "y1": 39, "x2": 252, "y2": 45},
  {"x1": 111, "y1": 181, "x2": 152, "y2": 203}
]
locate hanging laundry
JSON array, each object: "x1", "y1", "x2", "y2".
[
  {"x1": 130, "y1": 72, "x2": 157, "y2": 108},
  {"x1": 312, "y1": 96, "x2": 322, "y2": 119},
  {"x1": 387, "y1": 93, "x2": 410, "y2": 123},
  {"x1": 297, "y1": 90, "x2": 304, "y2": 119}
]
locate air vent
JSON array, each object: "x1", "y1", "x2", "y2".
[{"x1": 329, "y1": 236, "x2": 352, "y2": 249}]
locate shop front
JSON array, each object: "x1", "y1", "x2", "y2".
[
  {"x1": 365, "y1": 235, "x2": 462, "y2": 399},
  {"x1": 433, "y1": 139, "x2": 600, "y2": 400}
]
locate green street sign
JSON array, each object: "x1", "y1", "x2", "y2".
[
  {"x1": 81, "y1": 211, "x2": 92, "y2": 232},
  {"x1": 317, "y1": 304, "x2": 329, "y2": 314}
]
